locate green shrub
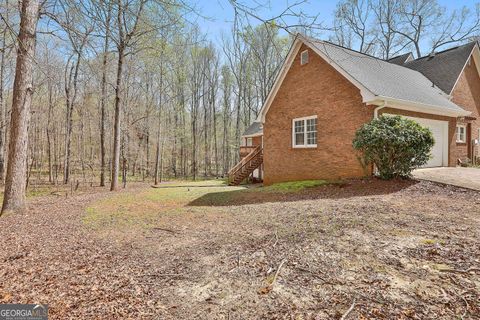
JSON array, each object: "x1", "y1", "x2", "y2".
[{"x1": 352, "y1": 115, "x2": 435, "y2": 180}]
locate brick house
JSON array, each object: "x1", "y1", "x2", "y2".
[{"x1": 228, "y1": 34, "x2": 480, "y2": 185}]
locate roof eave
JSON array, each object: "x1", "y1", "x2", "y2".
[
  {"x1": 368, "y1": 96, "x2": 471, "y2": 118},
  {"x1": 241, "y1": 132, "x2": 263, "y2": 138}
]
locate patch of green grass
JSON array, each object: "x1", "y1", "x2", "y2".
[
  {"x1": 83, "y1": 181, "x2": 244, "y2": 230},
  {"x1": 27, "y1": 188, "x2": 53, "y2": 198},
  {"x1": 421, "y1": 238, "x2": 445, "y2": 245},
  {"x1": 83, "y1": 193, "x2": 149, "y2": 229},
  {"x1": 83, "y1": 179, "x2": 340, "y2": 231},
  {"x1": 259, "y1": 180, "x2": 333, "y2": 193},
  {"x1": 153, "y1": 179, "x2": 227, "y2": 188},
  {"x1": 0, "y1": 186, "x2": 64, "y2": 205}
]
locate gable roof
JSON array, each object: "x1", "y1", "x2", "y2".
[
  {"x1": 310, "y1": 39, "x2": 467, "y2": 112},
  {"x1": 404, "y1": 42, "x2": 479, "y2": 94},
  {"x1": 258, "y1": 35, "x2": 469, "y2": 122},
  {"x1": 242, "y1": 121, "x2": 262, "y2": 137},
  {"x1": 387, "y1": 52, "x2": 414, "y2": 65}
]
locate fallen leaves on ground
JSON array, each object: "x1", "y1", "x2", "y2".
[{"x1": 0, "y1": 179, "x2": 479, "y2": 319}]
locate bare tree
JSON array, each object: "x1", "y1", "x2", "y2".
[
  {"x1": 228, "y1": 0, "x2": 324, "y2": 35},
  {"x1": 334, "y1": 0, "x2": 375, "y2": 53},
  {"x1": 392, "y1": 0, "x2": 443, "y2": 58},
  {"x1": 96, "y1": 0, "x2": 113, "y2": 187},
  {"x1": 371, "y1": 0, "x2": 404, "y2": 59},
  {"x1": 1, "y1": 0, "x2": 40, "y2": 214},
  {"x1": 59, "y1": 3, "x2": 92, "y2": 184},
  {"x1": 430, "y1": 4, "x2": 480, "y2": 52},
  {"x1": 110, "y1": 0, "x2": 146, "y2": 191},
  {"x1": 333, "y1": 0, "x2": 480, "y2": 58},
  {"x1": 0, "y1": 0, "x2": 14, "y2": 182}
]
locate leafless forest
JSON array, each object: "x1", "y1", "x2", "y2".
[{"x1": 0, "y1": 0, "x2": 478, "y2": 212}]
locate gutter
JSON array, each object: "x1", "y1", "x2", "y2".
[{"x1": 368, "y1": 96, "x2": 471, "y2": 118}]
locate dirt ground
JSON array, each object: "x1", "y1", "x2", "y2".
[{"x1": 0, "y1": 179, "x2": 479, "y2": 319}]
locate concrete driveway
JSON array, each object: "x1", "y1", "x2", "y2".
[{"x1": 413, "y1": 167, "x2": 480, "y2": 191}]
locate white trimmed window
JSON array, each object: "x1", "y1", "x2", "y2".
[
  {"x1": 300, "y1": 50, "x2": 309, "y2": 65},
  {"x1": 293, "y1": 116, "x2": 317, "y2": 148},
  {"x1": 456, "y1": 124, "x2": 466, "y2": 143}
]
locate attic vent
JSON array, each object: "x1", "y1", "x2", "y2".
[
  {"x1": 427, "y1": 52, "x2": 436, "y2": 60},
  {"x1": 300, "y1": 50, "x2": 309, "y2": 65}
]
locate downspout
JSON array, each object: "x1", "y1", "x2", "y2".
[
  {"x1": 371, "y1": 101, "x2": 387, "y2": 177},
  {"x1": 373, "y1": 100, "x2": 387, "y2": 119}
]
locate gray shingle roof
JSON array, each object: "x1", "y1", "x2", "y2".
[
  {"x1": 404, "y1": 42, "x2": 478, "y2": 94},
  {"x1": 387, "y1": 52, "x2": 413, "y2": 65},
  {"x1": 304, "y1": 38, "x2": 468, "y2": 116},
  {"x1": 243, "y1": 121, "x2": 262, "y2": 137}
]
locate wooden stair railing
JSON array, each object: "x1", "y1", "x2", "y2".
[{"x1": 228, "y1": 145, "x2": 263, "y2": 185}]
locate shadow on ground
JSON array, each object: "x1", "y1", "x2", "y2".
[{"x1": 188, "y1": 178, "x2": 419, "y2": 207}]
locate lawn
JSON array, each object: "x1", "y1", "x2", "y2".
[
  {"x1": 0, "y1": 178, "x2": 479, "y2": 319},
  {"x1": 83, "y1": 179, "x2": 333, "y2": 233}
]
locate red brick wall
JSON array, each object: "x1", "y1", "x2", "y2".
[
  {"x1": 378, "y1": 108, "x2": 457, "y2": 166},
  {"x1": 451, "y1": 57, "x2": 480, "y2": 161},
  {"x1": 263, "y1": 44, "x2": 372, "y2": 185}
]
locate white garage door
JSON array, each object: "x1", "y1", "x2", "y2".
[
  {"x1": 406, "y1": 117, "x2": 449, "y2": 167},
  {"x1": 386, "y1": 115, "x2": 449, "y2": 167}
]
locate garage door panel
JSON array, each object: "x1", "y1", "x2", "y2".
[
  {"x1": 385, "y1": 114, "x2": 448, "y2": 168},
  {"x1": 411, "y1": 117, "x2": 448, "y2": 168}
]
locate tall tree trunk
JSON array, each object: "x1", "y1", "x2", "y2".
[
  {"x1": 172, "y1": 109, "x2": 178, "y2": 177},
  {"x1": 63, "y1": 51, "x2": 82, "y2": 184},
  {"x1": 203, "y1": 82, "x2": 208, "y2": 177},
  {"x1": 110, "y1": 44, "x2": 124, "y2": 191},
  {"x1": 212, "y1": 90, "x2": 218, "y2": 177},
  {"x1": 1, "y1": 0, "x2": 40, "y2": 214},
  {"x1": 63, "y1": 62, "x2": 74, "y2": 184},
  {"x1": 110, "y1": 0, "x2": 145, "y2": 190},
  {"x1": 0, "y1": 10, "x2": 8, "y2": 183},
  {"x1": 235, "y1": 94, "x2": 241, "y2": 163},
  {"x1": 46, "y1": 74, "x2": 54, "y2": 183},
  {"x1": 222, "y1": 95, "x2": 229, "y2": 175},
  {"x1": 100, "y1": 1, "x2": 112, "y2": 187},
  {"x1": 154, "y1": 105, "x2": 162, "y2": 185},
  {"x1": 154, "y1": 63, "x2": 163, "y2": 185},
  {"x1": 192, "y1": 108, "x2": 197, "y2": 181},
  {"x1": 144, "y1": 76, "x2": 151, "y2": 179}
]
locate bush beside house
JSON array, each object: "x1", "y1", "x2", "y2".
[{"x1": 353, "y1": 115, "x2": 435, "y2": 179}]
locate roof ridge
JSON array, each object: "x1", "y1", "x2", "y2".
[
  {"x1": 322, "y1": 40, "x2": 382, "y2": 61},
  {"x1": 299, "y1": 35, "x2": 383, "y2": 61},
  {"x1": 411, "y1": 41, "x2": 477, "y2": 62},
  {"x1": 299, "y1": 34, "x2": 470, "y2": 98},
  {"x1": 387, "y1": 52, "x2": 412, "y2": 61},
  {"x1": 301, "y1": 35, "x2": 445, "y2": 85}
]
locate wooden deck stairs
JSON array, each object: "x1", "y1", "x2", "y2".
[{"x1": 228, "y1": 145, "x2": 263, "y2": 186}]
